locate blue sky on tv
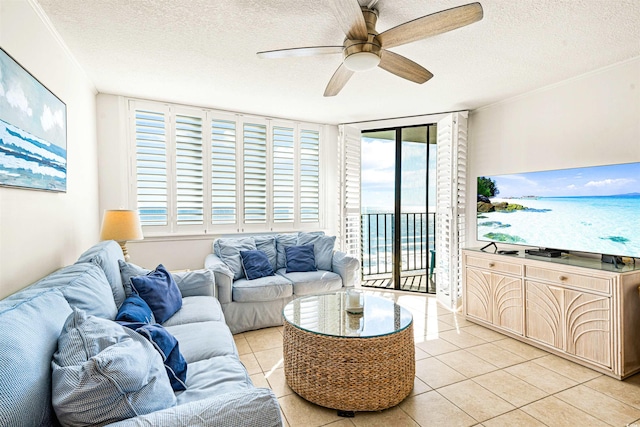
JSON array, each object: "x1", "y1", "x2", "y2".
[{"x1": 487, "y1": 162, "x2": 640, "y2": 198}]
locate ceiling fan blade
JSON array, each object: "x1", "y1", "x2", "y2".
[
  {"x1": 257, "y1": 46, "x2": 343, "y2": 59},
  {"x1": 378, "y1": 2, "x2": 483, "y2": 49},
  {"x1": 324, "y1": 64, "x2": 355, "y2": 97},
  {"x1": 379, "y1": 50, "x2": 433, "y2": 84},
  {"x1": 329, "y1": 0, "x2": 368, "y2": 40}
]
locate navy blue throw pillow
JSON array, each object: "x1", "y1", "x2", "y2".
[
  {"x1": 115, "y1": 294, "x2": 155, "y2": 324},
  {"x1": 285, "y1": 244, "x2": 317, "y2": 273},
  {"x1": 130, "y1": 264, "x2": 182, "y2": 324},
  {"x1": 121, "y1": 322, "x2": 187, "y2": 391},
  {"x1": 240, "y1": 250, "x2": 275, "y2": 280}
]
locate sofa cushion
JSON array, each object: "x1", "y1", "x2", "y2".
[
  {"x1": 52, "y1": 309, "x2": 175, "y2": 426},
  {"x1": 297, "y1": 232, "x2": 336, "y2": 271},
  {"x1": 162, "y1": 296, "x2": 225, "y2": 327},
  {"x1": 240, "y1": 249, "x2": 275, "y2": 280},
  {"x1": 120, "y1": 260, "x2": 215, "y2": 298},
  {"x1": 122, "y1": 323, "x2": 188, "y2": 392},
  {"x1": 232, "y1": 274, "x2": 293, "y2": 303},
  {"x1": 277, "y1": 269, "x2": 343, "y2": 296},
  {"x1": 285, "y1": 244, "x2": 317, "y2": 273},
  {"x1": 254, "y1": 235, "x2": 277, "y2": 271},
  {"x1": 131, "y1": 264, "x2": 183, "y2": 324},
  {"x1": 172, "y1": 269, "x2": 215, "y2": 297},
  {"x1": 116, "y1": 294, "x2": 155, "y2": 324},
  {"x1": 165, "y1": 321, "x2": 237, "y2": 363},
  {"x1": 177, "y1": 355, "x2": 253, "y2": 406},
  {"x1": 0, "y1": 289, "x2": 72, "y2": 427},
  {"x1": 119, "y1": 259, "x2": 149, "y2": 297},
  {"x1": 77, "y1": 240, "x2": 127, "y2": 308},
  {"x1": 214, "y1": 237, "x2": 257, "y2": 280},
  {"x1": 31, "y1": 263, "x2": 118, "y2": 319},
  {"x1": 275, "y1": 233, "x2": 298, "y2": 270}
]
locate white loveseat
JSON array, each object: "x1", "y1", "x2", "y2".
[{"x1": 204, "y1": 232, "x2": 360, "y2": 334}]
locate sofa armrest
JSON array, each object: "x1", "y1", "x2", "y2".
[
  {"x1": 332, "y1": 251, "x2": 361, "y2": 287},
  {"x1": 204, "y1": 254, "x2": 233, "y2": 304},
  {"x1": 172, "y1": 269, "x2": 215, "y2": 298},
  {"x1": 106, "y1": 388, "x2": 282, "y2": 427}
]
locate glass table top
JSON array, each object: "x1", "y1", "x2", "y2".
[{"x1": 283, "y1": 291, "x2": 413, "y2": 338}]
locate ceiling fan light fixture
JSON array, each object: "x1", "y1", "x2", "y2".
[{"x1": 343, "y1": 51, "x2": 380, "y2": 71}]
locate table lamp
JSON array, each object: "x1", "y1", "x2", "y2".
[{"x1": 100, "y1": 210, "x2": 143, "y2": 261}]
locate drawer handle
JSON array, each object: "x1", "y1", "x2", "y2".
[
  {"x1": 558, "y1": 275, "x2": 568, "y2": 281},
  {"x1": 488, "y1": 262, "x2": 495, "y2": 268}
]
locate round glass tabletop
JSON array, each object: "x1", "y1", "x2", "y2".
[{"x1": 283, "y1": 291, "x2": 413, "y2": 338}]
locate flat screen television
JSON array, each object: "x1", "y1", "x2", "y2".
[{"x1": 476, "y1": 162, "x2": 640, "y2": 259}]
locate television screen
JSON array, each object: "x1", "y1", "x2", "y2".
[{"x1": 477, "y1": 162, "x2": 640, "y2": 258}]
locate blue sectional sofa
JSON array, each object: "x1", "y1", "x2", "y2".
[
  {"x1": 204, "y1": 232, "x2": 360, "y2": 334},
  {"x1": 0, "y1": 240, "x2": 282, "y2": 427}
]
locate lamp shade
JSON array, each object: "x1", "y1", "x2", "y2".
[{"x1": 100, "y1": 210, "x2": 143, "y2": 242}]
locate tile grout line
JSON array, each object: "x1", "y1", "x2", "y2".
[
  {"x1": 545, "y1": 382, "x2": 640, "y2": 427},
  {"x1": 466, "y1": 366, "x2": 634, "y2": 426},
  {"x1": 479, "y1": 408, "x2": 553, "y2": 427},
  {"x1": 430, "y1": 380, "x2": 517, "y2": 425}
]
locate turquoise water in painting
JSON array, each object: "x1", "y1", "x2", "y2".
[{"x1": 478, "y1": 195, "x2": 640, "y2": 257}]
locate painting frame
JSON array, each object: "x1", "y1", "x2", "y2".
[{"x1": 0, "y1": 47, "x2": 67, "y2": 192}]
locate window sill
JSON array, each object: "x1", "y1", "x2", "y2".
[{"x1": 132, "y1": 228, "x2": 330, "y2": 243}]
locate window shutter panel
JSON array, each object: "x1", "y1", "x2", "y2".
[
  {"x1": 211, "y1": 118, "x2": 237, "y2": 225},
  {"x1": 273, "y1": 126, "x2": 295, "y2": 223},
  {"x1": 129, "y1": 99, "x2": 325, "y2": 235},
  {"x1": 338, "y1": 125, "x2": 361, "y2": 260},
  {"x1": 175, "y1": 114, "x2": 204, "y2": 226},
  {"x1": 299, "y1": 128, "x2": 320, "y2": 223},
  {"x1": 134, "y1": 108, "x2": 168, "y2": 226},
  {"x1": 435, "y1": 112, "x2": 468, "y2": 309},
  {"x1": 243, "y1": 122, "x2": 268, "y2": 224}
]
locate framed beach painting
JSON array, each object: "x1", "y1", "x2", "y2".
[{"x1": 0, "y1": 47, "x2": 67, "y2": 192}]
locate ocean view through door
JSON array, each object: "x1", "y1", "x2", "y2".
[{"x1": 360, "y1": 125, "x2": 437, "y2": 293}]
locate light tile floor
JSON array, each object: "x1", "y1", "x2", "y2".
[{"x1": 233, "y1": 290, "x2": 640, "y2": 426}]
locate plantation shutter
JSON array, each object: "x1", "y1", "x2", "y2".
[
  {"x1": 435, "y1": 112, "x2": 468, "y2": 309},
  {"x1": 133, "y1": 106, "x2": 169, "y2": 227},
  {"x1": 272, "y1": 125, "x2": 295, "y2": 223},
  {"x1": 128, "y1": 98, "x2": 325, "y2": 235},
  {"x1": 243, "y1": 121, "x2": 268, "y2": 225},
  {"x1": 174, "y1": 112, "x2": 204, "y2": 226},
  {"x1": 338, "y1": 125, "x2": 362, "y2": 263},
  {"x1": 299, "y1": 128, "x2": 320, "y2": 223},
  {"x1": 211, "y1": 116, "x2": 238, "y2": 227}
]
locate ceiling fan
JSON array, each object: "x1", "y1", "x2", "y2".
[{"x1": 257, "y1": 0, "x2": 483, "y2": 96}]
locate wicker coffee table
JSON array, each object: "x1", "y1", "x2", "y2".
[{"x1": 282, "y1": 291, "x2": 414, "y2": 414}]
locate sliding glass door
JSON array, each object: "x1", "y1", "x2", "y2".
[{"x1": 361, "y1": 124, "x2": 436, "y2": 293}]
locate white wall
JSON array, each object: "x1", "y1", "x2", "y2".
[
  {"x1": 96, "y1": 94, "x2": 341, "y2": 270},
  {"x1": 0, "y1": 1, "x2": 99, "y2": 298},
  {"x1": 466, "y1": 57, "x2": 640, "y2": 249}
]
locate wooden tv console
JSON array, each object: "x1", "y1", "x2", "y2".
[{"x1": 462, "y1": 249, "x2": 640, "y2": 379}]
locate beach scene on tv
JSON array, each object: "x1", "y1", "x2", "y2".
[{"x1": 477, "y1": 162, "x2": 640, "y2": 258}]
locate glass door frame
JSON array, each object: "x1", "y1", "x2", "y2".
[{"x1": 361, "y1": 124, "x2": 435, "y2": 291}]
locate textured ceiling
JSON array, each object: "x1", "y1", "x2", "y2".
[{"x1": 36, "y1": 0, "x2": 640, "y2": 125}]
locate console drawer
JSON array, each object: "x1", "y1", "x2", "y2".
[
  {"x1": 525, "y1": 266, "x2": 611, "y2": 294},
  {"x1": 465, "y1": 255, "x2": 522, "y2": 276}
]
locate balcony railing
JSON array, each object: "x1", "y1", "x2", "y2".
[{"x1": 361, "y1": 212, "x2": 435, "y2": 278}]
